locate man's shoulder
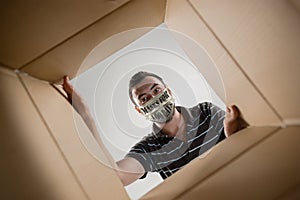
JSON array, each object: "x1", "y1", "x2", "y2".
[
  {"x1": 180, "y1": 102, "x2": 212, "y2": 118},
  {"x1": 132, "y1": 132, "x2": 158, "y2": 145},
  {"x1": 182, "y1": 101, "x2": 212, "y2": 110},
  {"x1": 141, "y1": 132, "x2": 160, "y2": 142},
  {"x1": 128, "y1": 133, "x2": 160, "y2": 152}
]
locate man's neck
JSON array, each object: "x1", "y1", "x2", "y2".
[{"x1": 155, "y1": 109, "x2": 186, "y2": 138}]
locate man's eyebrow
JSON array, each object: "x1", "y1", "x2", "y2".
[
  {"x1": 150, "y1": 83, "x2": 158, "y2": 90},
  {"x1": 137, "y1": 83, "x2": 158, "y2": 100},
  {"x1": 138, "y1": 93, "x2": 146, "y2": 100}
]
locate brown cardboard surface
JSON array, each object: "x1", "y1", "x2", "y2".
[
  {"x1": 277, "y1": 183, "x2": 300, "y2": 200},
  {"x1": 290, "y1": 0, "x2": 300, "y2": 13},
  {"x1": 19, "y1": 73, "x2": 129, "y2": 200},
  {"x1": 1, "y1": 1, "x2": 299, "y2": 199},
  {"x1": 21, "y1": 0, "x2": 166, "y2": 82},
  {"x1": 0, "y1": 0, "x2": 130, "y2": 68},
  {"x1": 141, "y1": 126, "x2": 279, "y2": 200},
  {"x1": 76, "y1": 27, "x2": 156, "y2": 77},
  {"x1": 0, "y1": 67, "x2": 87, "y2": 199},
  {"x1": 178, "y1": 126, "x2": 300, "y2": 200},
  {"x1": 164, "y1": 0, "x2": 282, "y2": 126},
  {"x1": 190, "y1": 0, "x2": 300, "y2": 124}
]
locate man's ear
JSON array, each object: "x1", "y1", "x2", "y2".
[{"x1": 135, "y1": 106, "x2": 142, "y2": 114}]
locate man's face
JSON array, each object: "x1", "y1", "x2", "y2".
[{"x1": 132, "y1": 76, "x2": 167, "y2": 109}]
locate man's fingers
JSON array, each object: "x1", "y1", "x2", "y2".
[
  {"x1": 227, "y1": 105, "x2": 239, "y2": 112},
  {"x1": 63, "y1": 75, "x2": 69, "y2": 83},
  {"x1": 63, "y1": 76, "x2": 70, "y2": 87},
  {"x1": 62, "y1": 76, "x2": 74, "y2": 92},
  {"x1": 226, "y1": 105, "x2": 240, "y2": 120},
  {"x1": 61, "y1": 75, "x2": 74, "y2": 104},
  {"x1": 226, "y1": 106, "x2": 230, "y2": 113},
  {"x1": 231, "y1": 105, "x2": 239, "y2": 115}
]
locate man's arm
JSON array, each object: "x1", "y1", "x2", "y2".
[
  {"x1": 62, "y1": 76, "x2": 144, "y2": 186},
  {"x1": 116, "y1": 157, "x2": 145, "y2": 186}
]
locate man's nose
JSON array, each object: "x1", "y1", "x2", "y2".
[
  {"x1": 148, "y1": 94, "x2": 155, "y2": 100},
  {"x1": 147, "y1": 92, "x2": 157, "y2": 100}
]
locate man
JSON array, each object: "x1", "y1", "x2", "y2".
[{"x1": 63, "y1": 71, "x2": 246, "y2": 186}]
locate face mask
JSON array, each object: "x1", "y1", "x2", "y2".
[{"x1": 139, "y1": 89, "x2": 175, "y2": 123}]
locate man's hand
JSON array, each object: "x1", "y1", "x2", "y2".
[
  {"x1": 61, "y1": 75, "x2": 144, "y2": 186},
  {"x1": 223, "y1": 105, "x2": 248, "y2": 137},
  {"x1": 62, "y1": 76, "x2": 98, "y2": 137},
  {"x1": 62, "y1": 75, "x2": 74, "y2": 104},
  {"x1": 62, "y1": 75, "x2": 89, "y2": 118}
]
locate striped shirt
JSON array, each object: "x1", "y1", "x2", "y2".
[{"x1": 125, "y1": 102, "x2": 226, "y2": 179}]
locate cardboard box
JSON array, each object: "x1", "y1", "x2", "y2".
[{"x1": 1, "y1": 0, "x2": 299, "y2": 199}]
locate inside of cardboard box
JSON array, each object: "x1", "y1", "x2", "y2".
[
  {"x1": 1, "y1": 0, "x2": 299, "y2": 199},
  {"x1": 70, "y1": 23, "x2": 228, "y2": 199}
]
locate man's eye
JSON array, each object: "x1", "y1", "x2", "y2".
[
  {"x1": 153, "y1": 88, "x2": 161, "y2": 94},
  {"x1": 141, "y1": 97, "x2": 148, "y2": 103}
]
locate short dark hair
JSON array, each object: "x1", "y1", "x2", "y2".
[{"x1": 129, "y1": 71, "x2": 166, "y2": 105}]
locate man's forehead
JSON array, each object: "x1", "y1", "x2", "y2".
[{"x1": 132, "y1": 76, "x2": 164, "y2": 95}]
